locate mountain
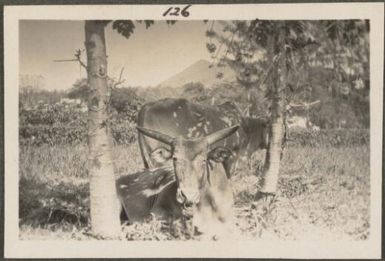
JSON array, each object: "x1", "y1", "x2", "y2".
[{"x1": 157, "y1": 59, "x2": 236, "y2": 88}]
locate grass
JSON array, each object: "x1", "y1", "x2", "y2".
[{"x1": 19, "y1": 143, "x2": 370, "y2": 241}]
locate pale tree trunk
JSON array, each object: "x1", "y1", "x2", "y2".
[
  {"x1": 85, "y1": 21, "x2": 120, "y2": 238},
  {"x1": 261, "y1": 22, "x2": 286, "y2": 194},
  {"x1": 245, "y1": 91, "x2": 251, "y2": 117}
]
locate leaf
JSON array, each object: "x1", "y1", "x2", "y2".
[
  {"x1": 206, "y1": 43, "x2": 217, "y2": 53},
  {"x1": 136, "y1": 20, "x2": 155, "y2": 29},
  {"x1": 144, "y1": 20, "x2": 155, "y2": 29},
  {"x1": 166, "y1": 20, "x2": 177, "y2": 25},
  {"x1": 112, "y1": 20, "x2": 136, "y2": 39}
]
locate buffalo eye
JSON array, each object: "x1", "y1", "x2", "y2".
[
  {"x1": 208, "y1": 147, "x2": 233, "y2": 163},
  {"x1": 150, "y1": 147, "x2": 172, "y2": 164}
]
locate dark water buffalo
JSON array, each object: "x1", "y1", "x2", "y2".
[{"x1": 131, "y1": 98, "x2": 269, "y2": 237}]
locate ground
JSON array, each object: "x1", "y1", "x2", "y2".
[{"x1": 19, "y1": 143, "x2": 370, "y2": 241}]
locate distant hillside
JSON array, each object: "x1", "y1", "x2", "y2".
[{"x1": 157, "y1": 59, "x2": 236, "y2": 88}]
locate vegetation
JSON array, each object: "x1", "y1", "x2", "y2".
[
  {"x1": 18, "y1": 19, "x2": 370, "y2": 240},
  {"x1": 205, "y1": 20, "x2": 369, "y2": 123},
  {"x1": 19, "y1": 143, "x2": 369, "y2": 240},
  {"x1": 18, "y1": 81, "x2": 370, "y2": 241},
  {"x1": 19, "y1": 107, "x2": 368, "y2": 147},
  {"x1": 204, "y1": 20, "x2": 369, "y2": 194},
  {"x1": 19, "y1": 98, "x2": 369, "y2": 147}
]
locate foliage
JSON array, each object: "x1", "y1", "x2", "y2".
[
  {"x1": 209, "y1": 82, "x2": 269, "y2": 118},
  {"x1": 67, "y1": 79, "x2": 144, "y2": 116},
  {"x1": 110, "y1": 87, "x2": 144, "y2": 115},
  {"x1": 110, "y1": 120, "x2": 138, "y2": 145},
  {"x1": 20, "y1": 124, "x2": 87, "y2": 146},
  {"x1": 112, "y1": 20, "x2": 137, "y2": 38},
  {"x1": 20, "y1": 104, "x2": 85, "y2": 126},
  {"x1": 67, "y1": 78, "x2": 89, "y2": 102},
  {"x1": 205, "y1": 20, "x2": 370, "y2": 128},
  {"x1": 110, "y1": 20, "x2": 175, "y2": 39},
  {"x1": 19, "y1": 101, "x2": 369, "y2": 147},
  {"x1": 180, "y1": 82, "x2": 208, "y2": 103},
  {"x1": 19, "y1": 176, "x2": 89, "y2": 227},
  {"x1": 182, "y1": 82, "x2": 205, "y2": 95},
  {"x1": 19, "y1": 104, "x2": 138, "y2": 146},
  {"x1": 19, "y1": 143, "x2": 370, "y2": 240},
  {"x1": 20, "y1": 116, "x2": 137, "y2": 146}
]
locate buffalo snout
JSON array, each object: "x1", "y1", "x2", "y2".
[{"x1": 176, "y1": 187, "x2": 200, "y2": 206}]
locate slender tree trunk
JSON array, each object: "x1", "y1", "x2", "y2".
[
  {"x1": 246, "y1": 91, "x2": 251, "y2": 117},
  {"x1": 261, "y1": 22, "x2": 286, "y2": 194},
  {"x1": 85, "y1": 21, "x2": 120, "y2": 238}
]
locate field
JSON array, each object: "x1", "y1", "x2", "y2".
[
  {"x1": 19, "y1": 141, "x2": 370, "y2": 241},
  {"x1": 17, "y1": 17, "x2": 371, "y2": 242}
]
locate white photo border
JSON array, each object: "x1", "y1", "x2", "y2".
[{"x1": 4, "y1": 3, "x2": 384, "y2": 258}]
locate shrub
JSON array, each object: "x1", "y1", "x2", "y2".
[
  {"x1": 287, "y1": 128, "x2": 369, "y2": 147},
  {"x1": 20, "y1": 122, "x2": 138, "y2": 146},
  {"x1": 20, "y1": 124, "x2": 87, "y2": 146},
  {"x1": 110, "y1": 121, "x2": 137, "y2": 145},
  {"x1": 19, "y1": 176, "x2": 89, "y2": 227},
  {"x1": 19, "y1": 105, "x2": 369, "y2": 147},
  {"x1": 19, "y1": 105, "x2": 138, "y2": 146}
]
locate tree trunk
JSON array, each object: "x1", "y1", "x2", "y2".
[
  {"x1": 85, "y1": 21, "x2": 120, "y2": 238},
  {"x1": 246, "y1": 91, "x2": 251, "y2": 117},
  {"x1": 261, "y1": 22, "x2": 286, "y2": 194}
]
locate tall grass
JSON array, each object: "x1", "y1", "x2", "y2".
[{"x1": 19, "y1": 143, "x2": 370, "y2": 240}]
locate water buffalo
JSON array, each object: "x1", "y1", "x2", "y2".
[{"x1": 130, "y1": 98, "x2": 269, "y2": 238}]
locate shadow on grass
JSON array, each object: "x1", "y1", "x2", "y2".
[{"x1": 19, "y1": 176, "x2": 90, "y2": 228}]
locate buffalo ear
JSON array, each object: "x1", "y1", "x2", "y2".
[{"x1": 208, "y1": 146, "x2": 233, "y2": 163}]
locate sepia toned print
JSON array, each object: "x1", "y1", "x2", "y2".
[{"x1": 4, "y1": 3, "x2": 383, "y2": 259}]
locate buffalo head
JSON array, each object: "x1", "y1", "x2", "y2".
[{"x1": 137, "y1": 125, "x2": 238, "y2": 210}]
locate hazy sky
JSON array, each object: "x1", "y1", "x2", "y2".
[{"x1": 20, "y1": 20, "x2": 212, "y2": 90}]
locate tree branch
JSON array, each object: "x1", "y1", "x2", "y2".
[
  {"x1": 74, "y1": 49, "x2": 87, "y2": 69},
  {"x1": 109, "y1": 67, "x2": 126, "y2": 89},
  {"x1": 53, "y1": 49, "x2": 88, "y2": 69}
]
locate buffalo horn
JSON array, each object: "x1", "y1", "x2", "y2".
[
  {"x1": 206, "y1": 125, "x2": 239, "y2": 146},
  {"x1": 136, "y1": 126, "x2": 175, "y2": 146}
]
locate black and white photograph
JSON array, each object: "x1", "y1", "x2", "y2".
[{"x1": 4, "y1": 3, "x2": 384, "y2": 259}]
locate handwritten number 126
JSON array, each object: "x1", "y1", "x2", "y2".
[{"x1": 163, "y1": 5, "x2": 192, "y2": 17}]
